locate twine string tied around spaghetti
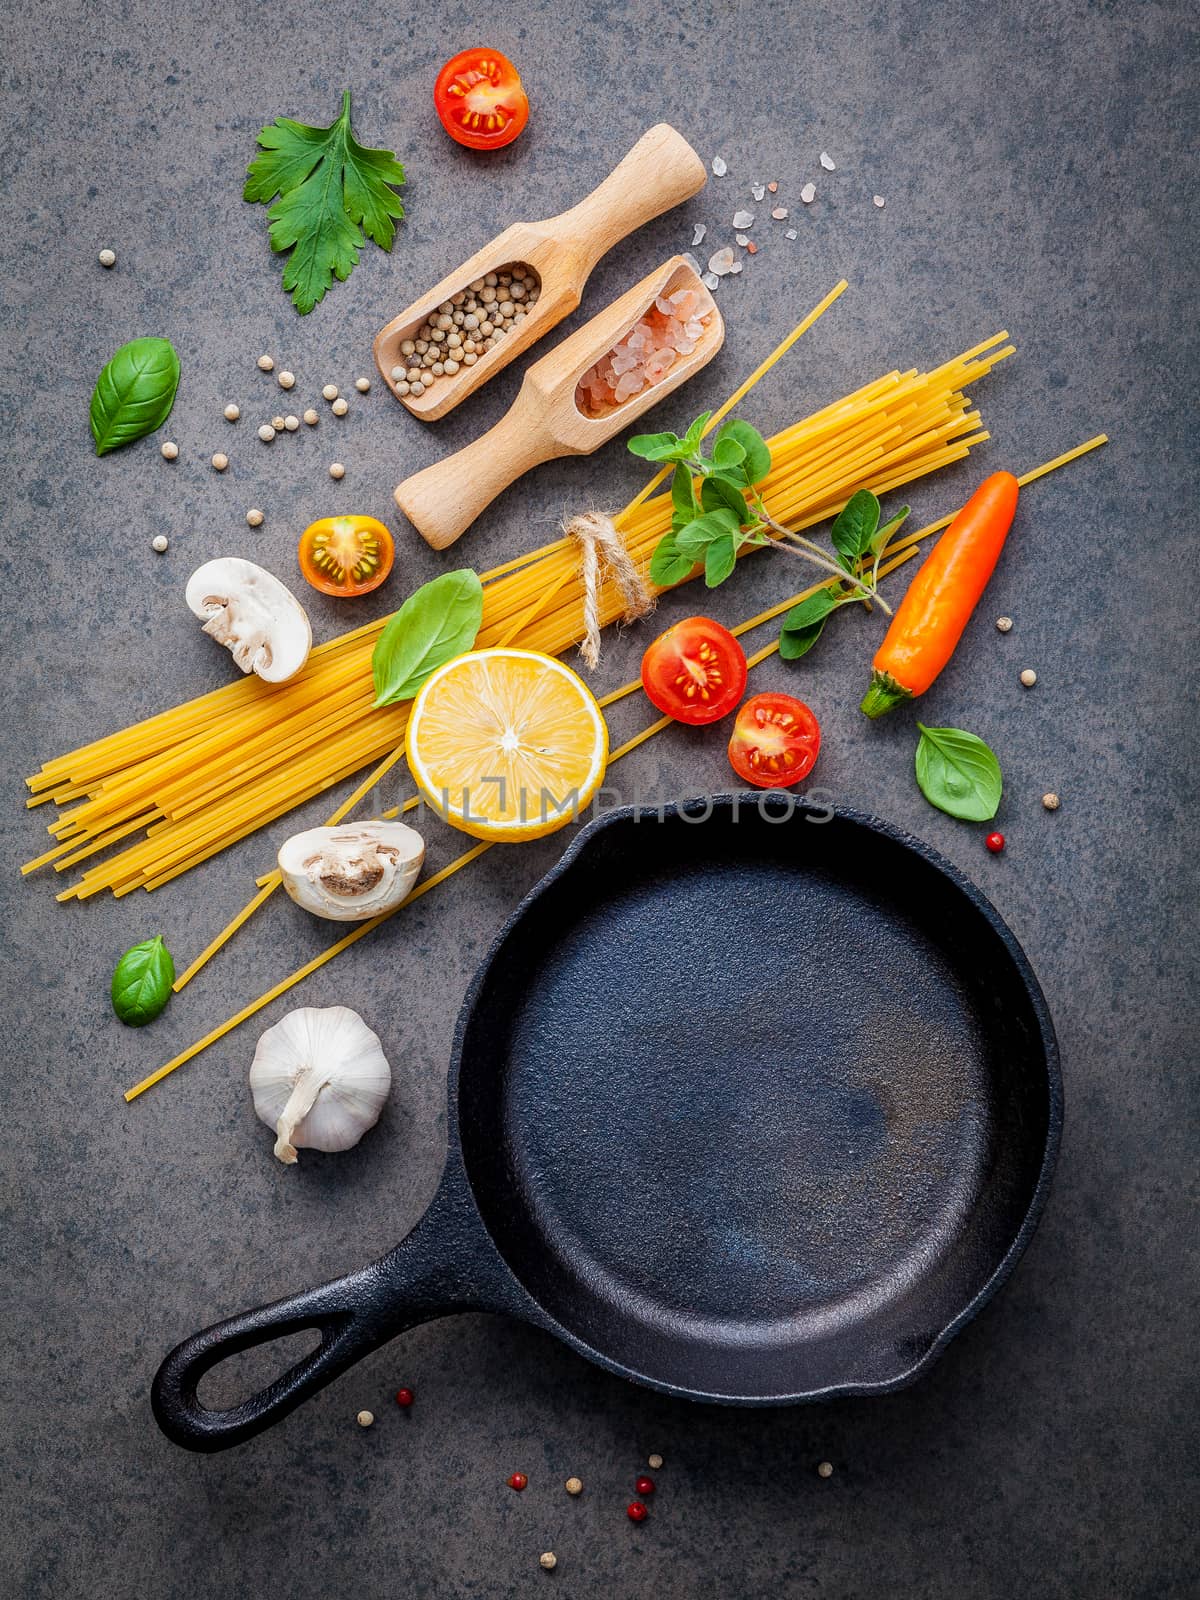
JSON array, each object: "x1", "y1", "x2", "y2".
[{"x1": 565, "y1": 510, "x2": 656, "y2": 669}]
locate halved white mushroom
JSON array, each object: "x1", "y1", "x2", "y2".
[
  {"x1": 185, "y1": 557, "x2": 312, "y2": 683},
  {"x1": 278, "y1": 822, "x2": 425, "y2": 921}
]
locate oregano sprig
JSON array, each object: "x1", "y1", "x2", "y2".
[{"x1": 629, "y1": 418, "x2": 911, "y2": 663}]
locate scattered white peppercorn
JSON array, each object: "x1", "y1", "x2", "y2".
[
  {"x1": 257, "y1": 354, "x2": 274, "y2": 372},
  {"x1": 355, "y1": 376, "x2": 370, "y2": 392},
  {"x1": 284, "y1": 415, "x2": 300, "y2": 432},
  {"x1": 647, "y1": 1454, "x2": 664, "y2": 1470},
  {"x1": 246, "y1": 508, "x2": 264, "y2": 527},
  {"x1": 996, "y1": 616, "x2": 1013, "y2": 633},
  {"x1": 539, "y1": 1554, "x2": 557, "y2": 1572},
  {"x1": 271, "y1": 415, "x2": 286, "y2": 431},
  {"x1": 223, "y1": 403, "x2": 241, "y2": 422},
  {"x1": 277, "y1": 370, "x2": 296, "y2": 389},
  {"x1": 160, "y1": 441, "x2": 179, "y2": 461},
  {"x1": 564, "y1": 1477, "x2": 583, "y2": 1496},
  {"x1": 329, "y1": 462, "x2": 345, "y2": 480},
  {"x1": 356, "y1": 1410, "x2": 374, "y2": 1428},
  {"x1": 98, "y1": 248, "x2": 116, "y2": 268},
  {"x1": 258, "y1": 425, "x2": 276, "y2": 443},
  {"x1": 817, "y1": 1460, "x2": 834, "y2": 1478},
  {"x1": 151, "y1": 535, "x2": 169, "y2": 553},
  {"x1": 1020, "y1": 669, "x2": 1038, "y2": 687},
  {"x1": 211, "y1": 452, "x2": 228, "y2": 472},
  {"x1": 303, "y1": 408, "x2": 319, "y2": 426},
  {"x1": 331, "y1": 397, "x2": 349, "y2": 417},
  {"x1": 322, "y1": 383, "x2": 339, "y2": 401},
  {"x1": 1043, "y1": 792, "x2": 1061, "y2": 810}
]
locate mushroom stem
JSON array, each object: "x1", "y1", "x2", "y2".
[{"x1": 273, "y1": 1065, "x2": 327, "y2": 1164}]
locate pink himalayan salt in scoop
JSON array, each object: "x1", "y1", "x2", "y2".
[{"x1": 575, "y1": 295, "x2": 715, "y2": 417}]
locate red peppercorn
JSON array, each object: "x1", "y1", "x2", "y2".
[
  {"x1": 507, "y1": 1472, "x2": 528, "y2": 1492},
  {"x1": 395, "y1": 1387, "x2": 414, "y2": 1408},
  {"x1": 985, "y1": 832, "x2": 1005, "y2": 853},
  {"x1": 635, "y1": 1476, "x2": 656, "y2": 1496},
  {"x1": 627, "y1": 1501, "x2": 649, "y2": 1522}
]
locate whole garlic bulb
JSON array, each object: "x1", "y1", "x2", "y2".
[{"x1": 249, "y1": 1005, "x2": 390, "y2": 1164}]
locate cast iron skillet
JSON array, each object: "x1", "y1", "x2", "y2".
[{"x1": 153, "y1": 798, "x2": 1061, "y2": 1451}]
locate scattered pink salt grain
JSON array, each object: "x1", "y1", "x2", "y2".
[
  {"x1": 873, "y1": 195, "x2": 886, "y2": 208},
  {"x1": 819, "y1": 151, "x2": 836, "y2": 171},
  {"x1": 732, "y1": 209, "x2": 755, "y2": 229},
  {"x1": 735, "y1": 233, "x2": 750, "y2": 248},
  {"x1": 692, "y1": 223, "x2": 707, "y2": 246},
  {"x1": 768, "y1": 181, "x2": 779, "y2": 193},
  {"x1": 711, "y1": 156, "x2": 727, "y2": 176},
  {"x1": 801, "y1": 182, "x2": 817, "y2": 204},
  {"x1": 707, "y1": 247, "x2": 736, "y2": 276},
  {"x1": 574, "y1": 296, "x2": 715, "y2": 417},
  {"x1": 772, "y1": 206, "x2": 788, "y2": 220}
]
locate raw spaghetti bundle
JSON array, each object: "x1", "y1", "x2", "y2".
[{"x1": 26, "y1": 302, "x2": 1011, "y2": 902}]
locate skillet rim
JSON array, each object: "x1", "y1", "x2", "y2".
[{"x1": 447, "y1": 793, "x2": 1064, "y2": 1404}]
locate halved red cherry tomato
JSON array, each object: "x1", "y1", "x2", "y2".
[
  {"x1": 641, "y1": 617, "x2": 747, "y2": 726},
  {"x1": 727, "y1": 693, "x2": 821, "y2": 788},
  {"x1": 434, "y1": 48, "x2": 529, "y2": 151},
  {"x1": 298, "y1": 515, "x2": 394, "y2": 598}
]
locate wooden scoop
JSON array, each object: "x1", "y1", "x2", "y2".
[
  {"x1": 373, "y1": 124, "x2": 706, "y2": 422},
  {"x1": 394, "y1": 256, "x2": 724, "y2": 550}
]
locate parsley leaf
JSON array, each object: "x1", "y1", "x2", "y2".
[{"x1": 244, "y1": 91, "x2": 405, "y2": 315}]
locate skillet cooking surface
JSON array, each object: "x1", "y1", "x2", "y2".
[{"x1": 456, "y1": 799, "x2": 1059, "y2": 1398}]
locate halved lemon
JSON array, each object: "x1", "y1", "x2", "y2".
[{"x1": 406, "y1": 648, "x2": 609, "y2": 843}]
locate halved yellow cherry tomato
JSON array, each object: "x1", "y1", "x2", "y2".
[{"x1": 298, "y1": 515, "x2": 395, "y2": 598}]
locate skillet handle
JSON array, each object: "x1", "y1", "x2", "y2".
[{"x1": 152, "y1": 1183, "x2": 505, "y2": 1452}]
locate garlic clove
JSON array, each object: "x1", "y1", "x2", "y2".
[
  {"x1": 185, "y1": 557, "x2": 312, "y2": 683},
  {"x1": 249, "y1": 1005, "x2": 391, "y2": 1164},
  {"x1": 277, "y1": 822, "x2": 425, "y2": 921}
]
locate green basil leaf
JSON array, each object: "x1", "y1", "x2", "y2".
[
  {"x1": 700, "y1": 474, "x2": 750, "y2": 521},
  {"x1": 716, "y1": 419, "x2": 771, "y2": 484},
  {"x1": 372, "y1": 569, "x2": 484, "y2": 707},
  {"x1": 711, "y1": 435, "x2": 746, "y2": 471},
  {"x1": 830, "y1": 489, "x2": 881, "y2": 569},
  {"x1": 779, "y1": 617, "x2": 828, "y2": 660},
  {"x1": 90, "y1": 338, "x2": 181, "y2": 456},
  {"x1": 869, "y1": 504, "x2": 911, "y2": 556},
  {"x1": 649, "y1": 533, "x2": 697, "y2": 586},
  {"x1": 675, "y1": 509, "x2": 741, "y2": 559},
  {"x1": 914, "y1": 723, "x2": 1003, "y2": 821},
  {"x1": 628, "y1": 430, "x2": 683, "y2": 462},
  {"x1": 111, "y1": 935, "x2": 175, "y2": 1027},
  {"x1": 670, "y1": 463, "x2": 699, "y2": 529},
  {"x1": 704, "y1": 533, "x2": 737, "y2": 588}
]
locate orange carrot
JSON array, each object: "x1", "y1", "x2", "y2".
[{"x1": 860, "y1": 472, "x2": 1019, "y2": 718}]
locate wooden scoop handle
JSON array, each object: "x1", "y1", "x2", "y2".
[
  {"x1": 550, "y1": 124, "x2": 707, "y2": 276},
  {"x1": 394, "y1": 393, "x2": 560, "y2": 551}
]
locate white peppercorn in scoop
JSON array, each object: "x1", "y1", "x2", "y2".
[
  {"x1": 373, "y1": 124, "x2": 707, "y2": 422},
  {"x1": 394, "y1": 256, "x2": 723, "y2": 551}
]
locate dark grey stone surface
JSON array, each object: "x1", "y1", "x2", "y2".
[{"x1": 1, "y1": 1, "x2": 1195, "y2": 1595}]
